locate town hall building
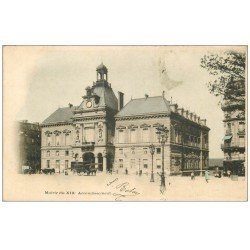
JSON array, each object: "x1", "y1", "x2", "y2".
[
  {"x1": 41, "y1": 64, "x2": 120, "y2": 173},
  {"x1": 41, "y1": 64, "x2": 210, "y2": 175}
]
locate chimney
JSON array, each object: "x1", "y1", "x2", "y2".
[
  {"x1": 170, "y1": 104, "x2": 178, "y2": 112},
  {"x1": 177, "y1": 108, "x2": 184, "y2": 115},
  {"x1": 118, "y1": 91, "x2": 124, "y2": 111},
  {"x1": 200, "y1": 119, "x2": 207, "y2": 126}
]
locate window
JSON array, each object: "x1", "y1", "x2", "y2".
[
  {"x1": 156, "y1": 148, "x2": 161, "y2": 154},
  {"x1": 119, "y1": 148, "x2": 123, "y2": 155},
  {"x1": 85, "y1": 127, "x2": 95, "y2": 142},
  {"x1": 239, "y1": 122, "x2": 245, "y2": 131},
  {"x1": 142, "y1": 128, "x2": 150, "y2": 142},
  {"x1": 65, "y1": 150, "x2": 69, "y2": 156},
  {"x1": 46, "y1": 151, "x2": 50, "y2": 157},
  {"x1": 130, "y1": 159, "x2": 135, "y2": 168},
  {"x1": 130, "y1": 129, "x2": 137, "y2": 143},
  {"x1": 156, "y1": 159, "x2": 161, "y2": 169},
  {"x1": 56, "y1": 160, "x2": 60, "y2": 170},
  {"x1": 65, "y1": 160, "x2": 69, "y2": 170},
  {"x1": 143, "y1": 159, "x2": 148, "y2": 168},
  {"x1": 65, "y1": 134, "x2": 69, "y2": 145},
  {"x1": 47, "y1": 136, "x2": 52, "y2": 146},
  {"x1": 239, "y1": 135, "x2": 245, "y2": 147},
  {"x1": 118, "y1": 130, "x2": 125, "y2": 143},
  {"x1": 47, "y1": 160, "x2": 50, "y2": 168},
  {"x1": 56, "y1": 151, "x2": 59, "y2": 156},
  {"x1": 119, "y1": 159, "x2": 123, "y2": 168},
  {"x1": 143, "y1": 148, "x2": 147, "y2": 154},
  {"x1": 55, "y1": 135, "x2": 60, "y2": 146}
]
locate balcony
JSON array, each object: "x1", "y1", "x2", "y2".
[
  {"x1": 81, "y1": 141, "x2": 95, "y2": 151},
  {"x1": 221, "y1": 143, "x2": 245, "y2": 151}
]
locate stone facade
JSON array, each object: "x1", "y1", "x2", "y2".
[
  {"x1": 41, "y1": 64, "x2": 118, "y2": 173},
  {"x1": 114, "y1": 95, "x2": 210, "y2": 175},
  {"x1": 41, "y1": 64, "x2": 210, "y2": 175}
]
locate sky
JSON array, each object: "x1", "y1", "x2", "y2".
[{"x1": 4, "y1": 46, "x2": 246, "y2": 158}]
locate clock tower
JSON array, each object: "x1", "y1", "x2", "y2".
[{"x1": 71, "y1": 63, "x2": 120, "y2": 172}]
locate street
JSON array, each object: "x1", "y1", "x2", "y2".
[{"x1": 7, "y1": 172, "x2": 247, "y2": 201}]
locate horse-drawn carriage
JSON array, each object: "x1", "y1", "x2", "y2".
[
  {"x1": 41, "y1": 168, "x2": 55, "y2": 174},
  {"x1": 71, "y1": 161, "x2": 98, "y2": 176}
]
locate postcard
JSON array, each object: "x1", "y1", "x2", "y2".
[{"x1": 2, "y1": 45, "x2": 247, "y2": 201}]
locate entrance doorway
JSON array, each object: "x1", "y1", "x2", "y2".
[{"x1": 82, "y1": 152, "x2": 95, "y2": 168}]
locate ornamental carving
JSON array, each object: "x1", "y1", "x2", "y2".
[
  {"x1": 63, "y1": 129, "x2": 71, "y2": 135},
  {"x1": 98, "y1": 128, "x2": 103, "y2": 142},
  {"x1": 97, "y1": 122, "x2": 104, "y2": 128},
  {"x1": 44, "y1": 131, "x2": 52, "y2": 136},
  {"x1": 128, "y1": 124, "x2": 138, "y2": 129},
  {"x1": 116, "y1": 125, "x2": 126, "y2": 130},
  {"x1": 140, "y1": 123, "x2": 151, "y2": 128},
  {"x1": 153, "y1": 122, "x2": 163, "y2": 128},
  {"x1": 53, "y1": 130, "x2": 61, "y2": 136}
]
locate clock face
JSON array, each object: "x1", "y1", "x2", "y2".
[{"x1": 86, "y1": 101, "x2": 92, "y2": 108}]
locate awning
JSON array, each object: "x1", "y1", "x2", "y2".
[{"x1": 224, "y1": 135, "x2": 232, "y2": 141}]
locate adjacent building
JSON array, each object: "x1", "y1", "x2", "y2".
[
  {"x1": 17, "y1": 120, "x2": 41, "y2": 173},
  {"x1": 221, "y1": 100, "x2": 245, "y2": 175},
  {"x1": 114, "y1": 94, "x2": 210, "y2": 175}
]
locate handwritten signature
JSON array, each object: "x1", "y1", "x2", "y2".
[{"x1": 107, "y1": 178, "x2": 140, "y2": 201}]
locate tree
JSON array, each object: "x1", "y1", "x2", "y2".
[{"x1": 200, "y1": 50, "x2": 246, "y2": 117}]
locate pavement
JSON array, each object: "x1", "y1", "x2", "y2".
[{"x1": 5, "y1": 171, "x2": 247, "y2": 201}]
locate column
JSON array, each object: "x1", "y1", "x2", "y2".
[
  {"x1": 103, "y1": 155, "x2": 107, "y2": 173},
  {"x1": 95, "y1": 155, "x2": 98, "y2": 170}
]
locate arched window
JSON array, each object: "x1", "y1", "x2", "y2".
[
  {"x1": 55, "y1": 135, "x2": 60, "y2": 146},
  {"x1": 118, "y1": 130, "x2": 125, "y2": 143},
  {"x1": 130, "y1": 129, "x2": 137, "y2": 143},
  {"x1": 142, "y1": 128, "x2": 150, "y2": 142},
  {"x1": 65, "y1": 134, "x2": 69, "y2": 145},
  {"x1": 47, "y1": 136, "x2": 52, "y2": 146},
  {"x1": 46, "y1": 151, "x2": 50, "y2": 157}
]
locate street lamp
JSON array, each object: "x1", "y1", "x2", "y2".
[
  {"x1": 149, "y1": 144, "x2": 155, "y2": 182},
  {"x1": 156, "y1": 124, "x2": 169, "y2": 193}
]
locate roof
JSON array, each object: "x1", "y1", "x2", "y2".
[
  {"x1": 92, "y1": 86, "x2": 118, "y2": 110},
  {"x1": 42, "y1": 106, "x2": 75, "y2": 124},
  {"x1": 96, "y1": 63, "x2": 107, "y2": 71},
  {"x1": 116, "y1": 96, "x2": 171, "y2": 117}
]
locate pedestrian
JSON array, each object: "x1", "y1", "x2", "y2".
[
  {"x1": 125, "y1": 168, "x2": 128, "y2": 175},
  {"x1": 205, "y1": 170, "x2": 209, "y2": 183},
  {"x1": 218, "y1": 171, "x2": 221, "y2": 178},
  {"x1": 191, "y1": 171, "x2": 195, "y2": 180},
  {"x1": 227, "y1": 170, "x2": 231, "y2": 178}
]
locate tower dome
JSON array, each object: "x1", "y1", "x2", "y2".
[
  {"x1": 96, "y1": 63, "x2": 108, "y2": 81},
  {"x1": 97, "y1": 63, "x2": 108, "y2": 71}
]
